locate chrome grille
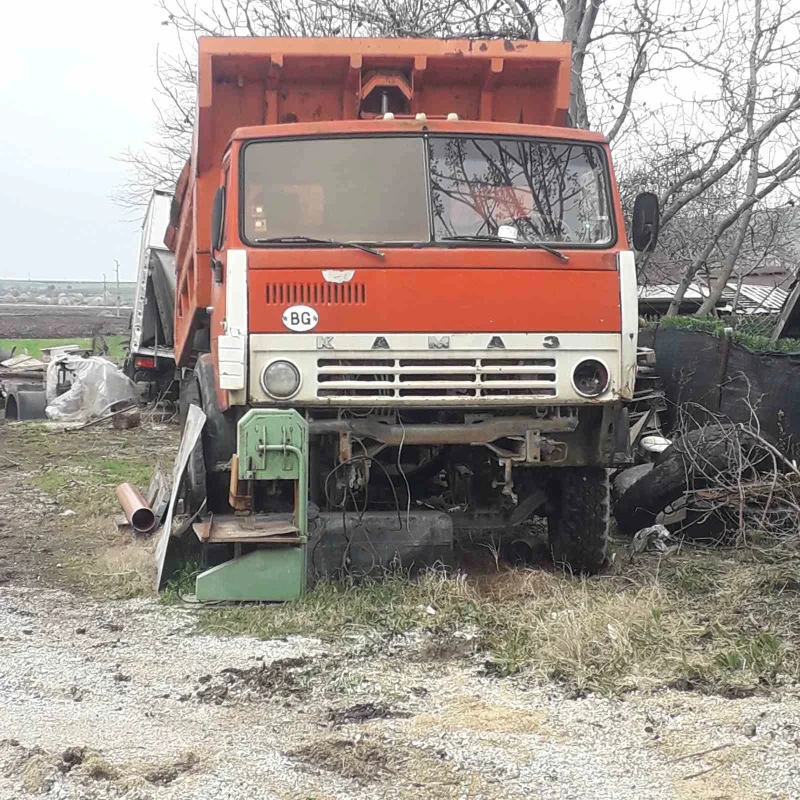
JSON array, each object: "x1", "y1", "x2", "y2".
[{"x1": 316, "y1": 356, "x2": 557, "y2": 400}]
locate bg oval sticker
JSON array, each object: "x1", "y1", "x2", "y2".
[{"x1": 282, "y1": 305, "x2": 319, "y2": 332}]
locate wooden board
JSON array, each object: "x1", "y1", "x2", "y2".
[{"x1": 193, "y1": 514, "x2": 299, "y2": 543}]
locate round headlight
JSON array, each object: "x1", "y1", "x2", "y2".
[
  {"x1": 262, "y1": 360, "x2": 301, "y2": 399},
  {"x1": 572, "y1": 359, "x2": 609, "y2": 398}
]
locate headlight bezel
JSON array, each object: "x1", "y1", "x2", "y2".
[
  {"x1": 571, "y1": 358, "x2": 610, "y2": 398},
  {"x1": 261, "y1": 359, "x2": 302, "y2": 400}
]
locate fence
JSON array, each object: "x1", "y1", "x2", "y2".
[{"x1": 648, "y1": 326, "x2": 800, "y2": 456}]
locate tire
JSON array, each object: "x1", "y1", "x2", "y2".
[
  {"x1": 547, "y1": 467, "x2": 609, "y2": 574},
  {"x1": 614, "y1": 423, "x2": 774, "y2": 537},
  {"x1": 178, "y1": 374, "x2": 207, "y2": 514},
  {"x1": 194, "y1": 356, "x2": 236, "y2": 471},
  {"x1": 193, "y1": 357, "x2": 236, "y2": 513}
]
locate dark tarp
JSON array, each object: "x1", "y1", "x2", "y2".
[{"x1": 652, "y1": 327, "x2": 800, "y2": 455}]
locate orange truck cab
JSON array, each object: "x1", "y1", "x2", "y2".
[{"x1": 166, "y1": 38, "x2": 659, "y2": 599}]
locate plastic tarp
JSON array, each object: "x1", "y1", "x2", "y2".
[{"x1": 45, "y1": 356, "x2": 138, "y2": 423}]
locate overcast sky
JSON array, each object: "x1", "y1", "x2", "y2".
[{"x1": 0, "y1": 1, "x2": 168, "y2": 281}]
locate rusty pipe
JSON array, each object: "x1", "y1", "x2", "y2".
[{"x1": 115, "y1": 482, "x2": 156, "y2": 533}]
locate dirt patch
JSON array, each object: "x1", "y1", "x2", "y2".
[
  {"x1": 0, "y1": 308, "x2": 128, "y2": 339},
  {"x1": 287, "y1": 733, "x2": 474, "y2": 796},
  {"x1": 143, "y1": 752, "x2": 199, "y2": 786},
  {"x1": 410, "y1": 634, "x2": 476, "y2": 662},
  {"x1": 195, "y1": 656, "x2": 316, "y2": 704},
  {"x1": 57, "y1": 745, "x2": 86, "y2": 773},
  {"x1": 288, "y1": 735, "x2": 395, "y2": 783},
  {"x1": 0, "y1": 419, "x2": 178, "y2": 592},
  {"x1": 2, "y1": 742, "x2": 119, "y2": 794},
  {"x1": 413, "y1": 697, "x2": 549, "y2": 736},
  {"x1": 327, "y1": 702, "x2": 408, "y2": 726}
]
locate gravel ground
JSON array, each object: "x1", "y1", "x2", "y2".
[{"x1": 2, "y1": 586, "x2": 800, "y2": 800}]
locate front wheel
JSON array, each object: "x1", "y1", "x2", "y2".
[
  {"x1": 547, "y1": 467, "x2": 609, "y2": 574},
  {"x1": 178, "y1": 374, "x2": 207, "y2": 514}
]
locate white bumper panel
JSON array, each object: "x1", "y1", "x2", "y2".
[{"x1": 249, "y1": 332, "x2": 623, "y2": 406}]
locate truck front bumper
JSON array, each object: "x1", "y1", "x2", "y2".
[{"x1": 248, "y1": 331, "x2": 630, "y2": 407}]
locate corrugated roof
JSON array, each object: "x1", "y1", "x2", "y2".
[{"x1": 638, "y1": 282, "x2": 787, "y2": 313}]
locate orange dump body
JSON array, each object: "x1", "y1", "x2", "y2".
[{"x1": 169, "y1": 38, "x2": 624, "y2": 378}]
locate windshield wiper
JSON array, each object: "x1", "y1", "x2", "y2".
[
  {"x1": 254, "y1": 235, "x2": 385, "y2": 260},
  {"x1": 440, "y1": 234, "x2": 569, "y2": 262}
]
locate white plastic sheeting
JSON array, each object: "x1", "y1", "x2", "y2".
[{"x1": 45, "y1": 356, "x2": 138, "y2": 423}]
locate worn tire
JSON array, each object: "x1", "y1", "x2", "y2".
[
  {"x1": 614, "y1": 423, "x2": 774, "y2": 537},
  {"x1": 178, "y1": 375, "x2": 207, "y2": 513},
  {"x1": 194, "y1": 356, "x2": 236, "y2": 471},
  {"x1": 548, "y1": 467, "x2": 609, "y2": 574},
  {"x1": 193, "y1": 357, "x2": 236, "y2": 513}
]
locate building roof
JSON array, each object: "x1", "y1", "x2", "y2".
[{"x1": 638, "y1": 282, "x2": 788, "y2": 314}]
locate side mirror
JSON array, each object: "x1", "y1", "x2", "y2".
[
  {"x1": 631, "y1": 192, "x2": 660, "y2": 253},
  {"x1": 211, "y1": 186, "x2": 226, "y2": 253}
]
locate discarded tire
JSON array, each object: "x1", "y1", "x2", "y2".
[
  {"x1": 614, "y1": 423, "x2": 775, "y2": 537},
  {"x1": 548, "y1": 467, "x2": 609, "y2": 574}
]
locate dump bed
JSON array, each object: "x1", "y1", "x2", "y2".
[
  {"x1": 130, "y1": 190, "x2": 176, "y2": 356},
  {"x1": 170, "y1": 37, "x2": 572, "y2": 366}
]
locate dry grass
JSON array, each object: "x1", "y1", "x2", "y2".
[
  {"x1": 200, "y1": 548, "x2": 800, "y2": 697},
  {"x1": 6, "y1": 420, "x2": 798, "y2": 697},
  {"x1": 64, "y1": 536, "x2": 157, "y2": 599},
  {"x1": 287, "y1": 734, "x2": 463, "y2": 788}
]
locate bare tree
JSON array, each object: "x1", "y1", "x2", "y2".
[
  {"x1": 653, "y1": 0, "x2": 800, "y2": 316},
  {"x1": 117, "y1": 0, "x2": 700, "y2": 206},
  {"x1": 120, "y1": 0, "x2": 800, "y2": 308}
]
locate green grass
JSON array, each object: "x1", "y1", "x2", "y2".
[
  {"x1": 0, "y1": 336, "x2": 127, "y2": 361},
  {"x1": 32, "y1": 455, "x2": 155, "y2": 518},
  {"x1": 195, "y1": 553, "x2": 800, "y2": 696},
  {"x1": 654, "y1": 315, "x2": 800, "y2": 354},
  {"x1": 11, "y1": 422, "x2": 166, "y2": 521}
]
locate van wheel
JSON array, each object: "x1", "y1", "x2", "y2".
[{"x1": 547, "y1": 468, "x2": 609, "y2": 574}]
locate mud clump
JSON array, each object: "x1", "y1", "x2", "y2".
[
  {"x1": 57, "y1": 746, "x2": 86, "y2": 773},
  {"x1": 288, "y1": 736, "x2": 393, "y2": 783},
  {"x1": 196, "y1": 656, "x2": 313, "y2": 704},
  {"x1": 144, "y1": 752, "x2": 199, "y2": 785},
  {"x1": 327, "y1": 702, "x2": 409, "y2": 726}
]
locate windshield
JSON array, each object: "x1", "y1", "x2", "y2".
[
  {"x1": 241, "y1": 135, "x2": 613, "y2": 247},
  {"x1": 429, "y1": 138, "x2": 612, "y2": 245},
  {"x1": 242, "y1": 137, "x2": 429, "y2": 243}
]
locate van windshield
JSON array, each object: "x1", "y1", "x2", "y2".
[{"x1": 241, "y1": 135, "x2": 613, "y2": 247}]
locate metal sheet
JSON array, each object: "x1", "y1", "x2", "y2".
[{"x1": 154, "y1": 404, "x2": 207, "y2": 589}]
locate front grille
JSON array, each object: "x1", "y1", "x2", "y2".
[
  {"x1": 265, "y1": 282, "x2": 366, "y2": 305},
  {"x1": 316, "y1": 356, "x2": 557, "y2": 400}
]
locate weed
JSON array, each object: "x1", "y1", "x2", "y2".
[
  {"x1": 161, "y1": 558, "x2": 204, "y2": 604},
  {"x1": 199, "y1": 549, "x2": 800, "y2": 697},
  {"x1": 65, "y1": 537, "x2": 157, "y2": 599}
]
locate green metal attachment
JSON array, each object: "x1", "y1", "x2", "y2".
[
  {"x1": 194, "y1": 408, "x2": 310, "y2": 602},
  {"x1": 237, "y1": 408, "x2": 309, "y2": 536},
  {"x1": 195, "y1": 547, "x2": 305, "y2": 602}
]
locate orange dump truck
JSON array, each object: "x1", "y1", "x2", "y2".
[{"x1": 166, "y1": 37, "x2": 659, "y2": 601}]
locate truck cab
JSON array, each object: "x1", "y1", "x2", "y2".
[{"x1": 166, "y1": 38, "x2": 658, "y2": 599}]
